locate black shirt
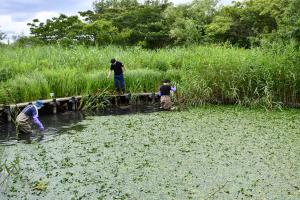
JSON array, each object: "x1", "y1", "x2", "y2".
[
  {"x1": 110, "y1": 61, "x2": 123, "y2": 75},
  {"x1": 160, "y1": 85, "x2": 171, "y2": 96}
]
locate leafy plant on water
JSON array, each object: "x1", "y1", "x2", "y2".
[
  {"x1": 79, "y1": 88, "x2": 111, "y2": 111},
  {"x1": 31, "y1": 180, "x2": 48, "y2": 195},
  {"x1": 129, "y1": 93, "x2": 139, "y2": 104},
  {"x1": 33, "y1": 181, "x2": 47, "y2": 191},
  {"x1": 0, "y1": 155, "x2": 20, "y2": 191}
]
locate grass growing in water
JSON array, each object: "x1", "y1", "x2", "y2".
[
  {"x1": 79, "y1": 89, "x2": 111, "y2": 111},
  {"x1": 0, "y1": 45, "x2": 299, "y2": 108}
]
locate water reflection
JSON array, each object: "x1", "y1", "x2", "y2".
[
  {"x1": 0, "y1": 111, "x2": 86, "y2": 145},
  {"x1": 0, "y1": 104, "x2": 160, "y2": 145}
]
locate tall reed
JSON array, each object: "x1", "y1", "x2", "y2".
[{"x1": 0, "y1": 44, "x2": 299, "y2": 108}]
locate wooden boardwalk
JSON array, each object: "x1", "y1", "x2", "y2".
[{"x1": 0, "y1": 92, "x2": 159, "y2": 122}]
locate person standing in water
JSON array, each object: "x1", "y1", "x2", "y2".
[
  {"x1": 107, "y1": 58, "x2": 126, "y2": 94},
  {"x1": 16, "y1": 100, "x2": 44, "y2": 134},
  {"x1": 159, "y1": 79, "x2": 176, "y2": 110}
]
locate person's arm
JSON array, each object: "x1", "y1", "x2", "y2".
[
  {"x1": 122, "y1": 64, "x2": 126, "y2": 73},
  {"x1": 158, "y1": 86, "x2": 162, "y2": 96},
  {"x1": 33, "y1": 115, "x2": 44, "y2": 131},
  {"x1": 107, "y1": 63, "x2": 114, "y2": 78},
  {"x1": 107, "y1": 70, "x2": 112, "y2": 78}
]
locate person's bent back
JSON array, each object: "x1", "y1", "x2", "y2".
[
  {"x1": 159, "y1": 80, "x2": 176, "y2": 110},
  {"x1": 16, "y1": 100, "x2": 44, "y2": 134}
]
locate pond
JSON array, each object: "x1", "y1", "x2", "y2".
[
  {"x1": 0, "y1": 104, "x2": 160, "y2": 145},
  {"x1": 0, "y1": 106, "x2": 300, "y2": 199}
]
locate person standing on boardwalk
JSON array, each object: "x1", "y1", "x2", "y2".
[
  {"x1": 107, "y1": 58, "x2": 126, "y2": 94},
  {"x1": 159, "y1": 79, "x2": 176, "y2": 110},
  {"x1": 16, "y1": 100, "x2": 44, "y2": 134}
]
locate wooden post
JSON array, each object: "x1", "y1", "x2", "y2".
[
  {"x1": 52, "y1": 99, "x2": 57, "y2": 114},
  {"x1": 144, "y1": 94, "x2": 148, "y2": 104},
  {"x1": 4, "y1": 106, "x2": 12, "y2": 122},
  {"x1": 126, "y1": 93, "x2": 131, "y2": 105},
  {"x1": 151, "y1": 93, "x2": 155, "y2": 104},
  {"x1": 71, "y1": 97, "x2": 76, "y2": 111},
  {"x1": 114, "y1": 96, "x2": 118, "y2": 106}
]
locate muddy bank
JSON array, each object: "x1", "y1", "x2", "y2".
[{"x1": 1, "y1": 106, "x2": 300, "y2": 199}]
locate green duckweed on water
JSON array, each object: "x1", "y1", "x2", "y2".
[
  {"x1": 0, "y1": 106, "x2": 300, "y2": 199},
  {"x1": 0, "y1": 146, "x2": 4, "y2": 160}
]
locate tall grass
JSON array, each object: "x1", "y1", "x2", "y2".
[{"x1": 0, "y1": 45, "x2": 299, "y2": 108}]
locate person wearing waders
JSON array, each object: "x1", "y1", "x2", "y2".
[
  {"x1": 16, "y1": 100, "x2": 44, "y2": 134},
  {"x1": 107, "y1": 58, "x2": 126, "y2": 94},
  {"x1": 159, "y1": 79, "x2": 176, "y2": 110}
]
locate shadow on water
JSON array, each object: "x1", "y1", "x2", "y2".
[{"x1": 0, "y1": 104, "x2": 161, "y2": 145}]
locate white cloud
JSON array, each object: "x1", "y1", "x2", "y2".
[
  {"x1": 0, "y1": 0, "x2": 94, "y2": 40},
  {"x1": 0, "y1": 15, "x2": 28, "y2": 34},
  {"x1": 0, "y1": 11, "x2": 62, "y2": 43},
  {"x1": 0, "y1": 11, "x2": 60, "y2": 34},
  {"x1": 32, "y1": 11, "x2": 61, "y2": 22}
]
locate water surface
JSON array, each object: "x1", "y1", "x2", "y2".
[
  {"x1": 1, "y1": 106, "x2": 300, "y2": 199},
  {"x1": 0, "y1": 104, "x2": 160, "y2": 145}
]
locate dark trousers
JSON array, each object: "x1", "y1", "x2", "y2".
[{"x1": 114, "y1": 74, "x2": 125, "y2": 92}]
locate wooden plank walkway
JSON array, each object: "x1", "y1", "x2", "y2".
[
  {"x1": 1, "y1": 95, "x2": 82, "y2": 109},
  {"x1": 0, "y1": 92, "x2": 159, "y2": 122},
  {"x1": 1, "y1": 93, "x2": 158, "y2": 108}
]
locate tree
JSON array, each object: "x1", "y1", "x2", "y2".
[
  {"x1": 23, "y1": 0, "x2": 300, "y2": 48},
  {"x1": 205, "y1": 15, "x2": 233, "y2": 43},
  {"x1": 205, "y1": 0, "x2": 277, "y2": 47},
  {"x1": 169, "y1": 18, "x2": 200, "y2": 44},
  {"x1": 93, "y1": 0, "x2": 171, "y2": 47},
  {"x1": 27, "y1": 14, "x2": 84, "y2": 44},
  {"x1": 164, "y1": 0, "x2": 219, "y2": 44},
  {"x1": 0, "y1": 28, "x2": 6, "y2": 41},
  {"x1": 280, "y1": 0, "x2": 300, "y2": 44},
  {"x1": 83, "y1": 20, "x2": 118, "y2": 45},
  {"x1": 79, "y1": 10, "x2": 98, "y2": 23},
  {"x1": 93, "y1": 0, "x2": 139, "y2": 13}
]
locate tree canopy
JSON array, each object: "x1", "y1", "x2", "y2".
[{"x1": 15, "y1": 0, "x2": 300, "y2": 48}]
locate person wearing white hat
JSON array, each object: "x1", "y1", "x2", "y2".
[
  {"x1": 16, "y1": 100, "x2": 45, "y2": 134},
  {"x1": 158, "y1": 79, "x2": 176, "y2": 110}
]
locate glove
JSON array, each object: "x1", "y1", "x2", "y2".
[
  {"x1": 171, "y1": 86, "x2": 176, "y2": 92},
  {"x1": 33, "y1": 116, "x2": 44, "y2": 132}
]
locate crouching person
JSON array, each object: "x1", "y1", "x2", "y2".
[
  {"x1": 16, "y1": 100, "x2": 44, "y2": 134},
  {"x1": 159, "y1": 79, "x2": 176, "y2": 110}
]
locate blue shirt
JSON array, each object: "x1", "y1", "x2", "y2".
[{"x1": 22, "y1": 104, "x2": 38, "y2": 118}]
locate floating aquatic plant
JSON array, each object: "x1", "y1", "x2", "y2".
[{"x1": 1, "y1": 107, "x2": 300, "y2": 199}]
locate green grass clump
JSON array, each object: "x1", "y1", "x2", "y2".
[
  {"x1": 0, "y1": 45, "x2": 299, "y2": 108},
  {"x1": 1, "y1": 73, "x2": 50, "y2": 103}
]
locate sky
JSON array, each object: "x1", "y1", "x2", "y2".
[{"x1": 0, "y1": 0, "x2": 234, "y2": 41}]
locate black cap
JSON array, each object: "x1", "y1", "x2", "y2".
[
  {"x1": 163, "y1": 79, "x2": 170, "y2": 83},
  {"x1": 111, "y1": 58, "x2": 116, "y2": 63}
]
